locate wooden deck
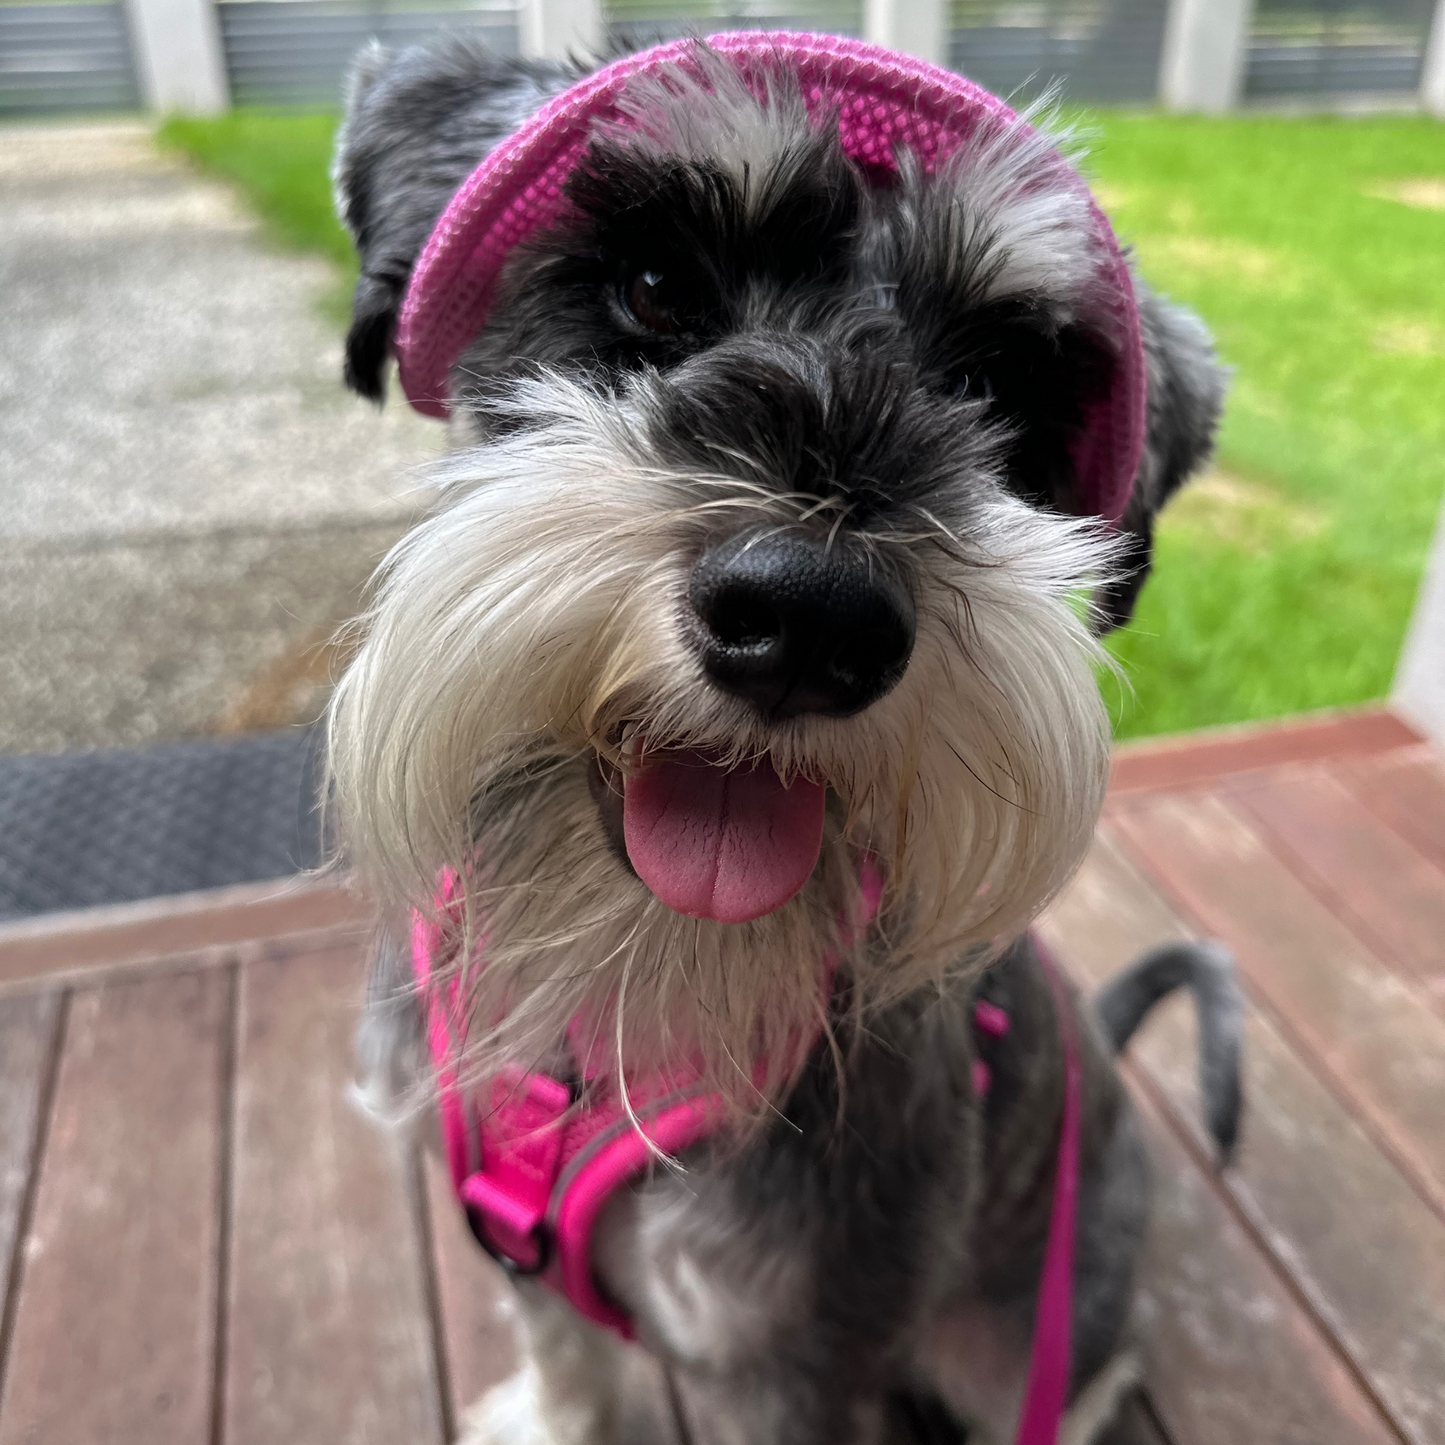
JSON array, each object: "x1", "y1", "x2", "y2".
[{"x1": 0, "y1": 708, "x2": 1440, "y2": 1445}]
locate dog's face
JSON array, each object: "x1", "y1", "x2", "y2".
[{"x1": 329, "y1": 44, "x2": 1224, "y2": 1117}]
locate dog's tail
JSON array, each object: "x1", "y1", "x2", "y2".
[{"x1": 1094, "y1": 940, "x2": 1243, "y2": 1164}]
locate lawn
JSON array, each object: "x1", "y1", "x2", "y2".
[{"x1": 160, "y1": 109, "x2": 1445, "y2": 740}]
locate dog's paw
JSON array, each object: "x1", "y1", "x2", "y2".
[
  {"x1": 458, "y1": 1357, "x2": 620, "y2": 1445},
  {"x1": 458, "y1": 1362, "x2": 555, "y2": 1445}
]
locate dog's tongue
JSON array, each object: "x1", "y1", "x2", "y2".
[{"x1": 622, "y1": 750, "x2": 826, "y2": 924}]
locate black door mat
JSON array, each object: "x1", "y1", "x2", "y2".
[{"x1": 0, "y1": 729, "x2": 327, "y2": 920}]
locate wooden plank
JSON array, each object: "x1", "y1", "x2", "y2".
[
  {"x1": 0, "y1": 877, "x2": 370, "y2": 988},
  {"x1": 421, "y1": 1146, "x2": 519, "y2": 1428},
  {"x1": 1043, "y1": 842, "x2": 1400, "y2": 1445},
  {"x1": 1109, "y1": 790, "x2": 1445, "y2": 1217},
  {"x1": 1047, "y1": 833, "x2": 1445, "y2": 1445},
  {"x1": 1109, "y1": 709, "x2": 1419, "y2": 799},
  {"x1": 0, "y1": 971, "x2": 227, "y2": 1445},
  {"x1": 0, "y1": 925, "x2": 373, "y2": 1008},
  {"x1": 225, "y1": 944, "x2": 444, "y2": 1445},
  {"x1": 1124, "y1": 1079, "x2": 1400, "y2": 1445},
  {"x1": 0, "y1": 993, "x2": 61, "y2": 1355},
  {"x1": 1231, "y1": 765, "x2": 1445, "y2": 1000},
  {"x1": 1343, "y1": 746, "x2": 1445, "y2": 875}
]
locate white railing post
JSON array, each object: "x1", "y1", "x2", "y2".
[
  {"x1": 124, "y1": 0, "x2": 229, "y2": 113},
  {"x1": 1422, "y1": 0, "x2": 1445, "y2": 118},
  {"x1": 863, "y1": 0, "x2": 947, "y2": 67},
  {"x1": 1394, "y1": 502, "x2": 1445, "y2": 748},
  {"x1": 1159, "y1": 0, "x2": 1252, "y2": 112},
  {"x1": 519, "y1": 0, "x2": 603, "y2": 61}
]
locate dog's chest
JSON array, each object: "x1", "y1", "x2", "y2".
[
  {"x1": 590, "y1": 1032, "x2": 983, "y2": 1371},
  {"x1": 594, "y1": 1169, "x2": 812, "y2": 1368}
]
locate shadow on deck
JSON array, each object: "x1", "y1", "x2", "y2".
[{"x1": 0, "y1": 708, "x2": 1438, "y2": 1444}]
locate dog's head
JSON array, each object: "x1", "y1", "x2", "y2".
[{"x1": 329, "y1": 37, "x2": 1225, "y2": 1115}]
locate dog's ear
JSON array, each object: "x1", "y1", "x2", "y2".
[
  {"x1": 1096, "y1": 279, "x2": 1228, "y2": 631},
  {"x1": 332, "y1": 38, "x2": 583, "y2": 401}
]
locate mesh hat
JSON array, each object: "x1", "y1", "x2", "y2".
[{"x1": 395, "y1": 30, "x2": 1146, "y2": 522}]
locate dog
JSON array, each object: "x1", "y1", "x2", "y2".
[{"x1": 325, "y1": 33, "x2": 1240, "y2": 1445}]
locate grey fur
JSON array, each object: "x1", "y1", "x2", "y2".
[
  {"x1": 1098, "y1": 285, "x2": 1229, "y2": 628},
  {"x1": 1095, "y1": 939, "x2": 1243, "y2": 1161},
  {"x1": 333, "y1": 37, "x2": 581, "y2": 399},
  {"x1": 330, "y1": 36, "x2": 1238, "y2": 1445}
]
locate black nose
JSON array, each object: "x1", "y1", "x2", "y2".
[{"x1": 687, "y1": 533, "x2": 915, "y2": 719}]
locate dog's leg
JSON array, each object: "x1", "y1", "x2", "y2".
[
  {"x1": 920, "y1": 1073, "x2": 1151, "y2": 1445},
  {"x1": 910, "y1": 1340, "x2": 1140, "y2": 1445},
  {"x1": 666, "y1": 1364, "x2": 889, "y2": 1445},
  {"x1": 458, "y1": 1355, "x2": 552, "y2": 1445},
  {"x1": 460, "y1": 1285, "x2": 628, "y2": 1445},
  {"x1": 1058, "y1": 1349, "x2": 1143, "y2": 1445}
]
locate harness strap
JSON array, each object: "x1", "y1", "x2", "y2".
[{"x1": 415, "y1": 885, "x2": 1081, "y2": 1445}]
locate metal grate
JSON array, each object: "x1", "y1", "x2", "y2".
[
  {"x1": 1246, "y1": 0, "x2": 1437, "y2": 97},
  {"x1": 949, "y1": 0, "x2": 1168, "y2": 105},
  {"x1": 0, "y1": 730, "x2": 327, "y2": 919},
  {"x1": 0, "y1": 1, "x2": 140, "y2": 115},
  {"x1": 606, "y1": 0, "x2": 863, "y2": 48},
  {"x1": 217, "y1": 0, "x2": 520, "y2": 108}
]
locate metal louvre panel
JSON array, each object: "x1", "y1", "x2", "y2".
[
  {"x1": 217, "y1": 0, "x2": 520, "y2": 108},
  {"x1": 949, "y1": 0, "x2": 1167, "y2": 103},
  {"x1": 606, "y1": 0, "x2": 863, "y2": 48},
  {"x1": 1246, "y1": 0, "x2": 1436, "y2": 97},
  {"x1": 0, "y1": 2, "x2": 140, "y2": 115}
]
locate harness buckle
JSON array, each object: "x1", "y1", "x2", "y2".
[
  {"x1": 458, "y1": 1067, "x2": 572, "y2": 1277},
  {"x1": 465, "y1": 1198, "x2": 553, "y2": 1277},
  {"x1": 460, "y1": 1167, "x2": 556, "y2": 1276}
]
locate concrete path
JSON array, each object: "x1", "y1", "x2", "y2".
[{"x1": 0, "y1": 122, "x2": 443, "y2": 755}]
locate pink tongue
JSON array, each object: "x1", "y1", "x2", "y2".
[{"x1": 622, "y1": 751, "x2": 826, "y2": 924}]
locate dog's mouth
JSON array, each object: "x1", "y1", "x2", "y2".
[{"x1": 591, "y1": 745, "x2": 826, "y2": 925}]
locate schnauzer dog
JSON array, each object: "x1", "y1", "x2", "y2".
[{"x1": 326, "y1": 32, "x2": 1239, "y2": 1445}]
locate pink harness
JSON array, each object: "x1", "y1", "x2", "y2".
[{"x1": 413, "y1": 881, "x2": 1082, "y2": 1444}]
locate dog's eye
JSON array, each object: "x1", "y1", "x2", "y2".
[
  {"x1": 623, "y1": 268, "x2": 677, "y2": 334},
  {"x1": 952, "y1": 372, "x2": 995, "y2": 404}
]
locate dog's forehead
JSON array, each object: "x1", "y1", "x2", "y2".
[
  {"x1": 586, "y1": 50, "x2": 833, "y2": 184},
  {"x1": 564, "y1": 85, "x2": 863, "y2": 282},
  {"x1": 397, "y1": 33, "x2": 1147, "y2": 522}
]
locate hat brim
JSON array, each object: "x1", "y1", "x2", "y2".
[{"x1": 394, "y1": 30, "x2": 1145, "y2": 523}]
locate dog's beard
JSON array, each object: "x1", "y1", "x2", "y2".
[{"x1": 328, "y1": 371, "x2": 1122, "y2": 1129}]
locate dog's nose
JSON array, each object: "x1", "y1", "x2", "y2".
[{"x1": 687, "y1": 533, "x2": 915, "y2": 719}]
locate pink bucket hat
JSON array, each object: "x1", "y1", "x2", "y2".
[{"x1": 394, "y1": 30, "x2": 1146, "y2": 523}]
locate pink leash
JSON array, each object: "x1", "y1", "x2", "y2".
[
  {"x1": 415, "y1": 892, "x2": 1081, "y2": 1444},
  {"x1": 1018, "y1": 942, "x2": 1082, "y2": 1445}
]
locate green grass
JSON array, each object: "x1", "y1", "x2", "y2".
[
  {"x1": 159, "y1": 111, "x2": 358, "y2": 324},
  {"x1": 159, "y1": 109, "x2": 1445, "y2": 739},
  {"x1": 1086, "y1": 114, "x2": 1445, "y2": 736}
]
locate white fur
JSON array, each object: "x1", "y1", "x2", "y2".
[
  {"x1": 460, "y1": 1362, "x2": 556, "y2": 1445},
  {"x1": 1061, "y1": 1350, "x2": 1145, "y2": 1445},
  {"x1": 924, "y1": 106, "x2": 1110, "y2": 320},
  {"x1": 595, "y1": 1181, "x2": 810, "y2": 1371},
  {"x1": 328, "y1": 365, "x2": 1121, "y2": 1127}
]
